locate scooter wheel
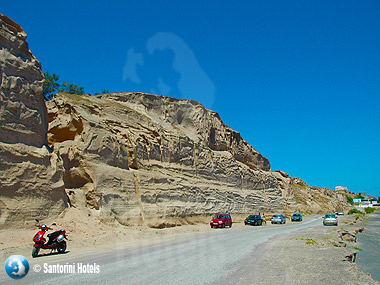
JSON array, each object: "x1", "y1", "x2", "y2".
[
  {"x1": 57, "y1": 240, "x2": 67, "y2": 253},
  {"x1": 32, "y1": 247, "x2": 40, "y2": 258}
]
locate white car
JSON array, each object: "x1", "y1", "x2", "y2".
[
  {"x1": 323, "y1": 214, "x2": 338, "y2": 226},
  {"x1": 271, "y1": 214, "x2": 286, "y2": 224}
]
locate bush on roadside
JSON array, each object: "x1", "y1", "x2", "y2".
[
  {"x1": 348, "y1": 209, "x2": 364, "y2": 215},
  {"x1": 365, "y1": 207, "x2": 376, "y2": 214}
]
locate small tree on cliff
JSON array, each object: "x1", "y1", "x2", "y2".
[
  {"x1": 42, "y1": 71, "x2": 108, "y2": 99},
  {"x1": 94, "y1": 89, "x2": 110, "y2": 95},
  {"x1": 42, "y1": 71, "x2": 60, "y2": 100},
  {"x1": 59, "y1": 81, "x2": 84, "y2": 95},
  {"x1": 42, "y1": 71, "x2": 86, "y2": 100}
]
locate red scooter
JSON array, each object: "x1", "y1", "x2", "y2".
[{"x1": 32, "y1": 220, "x2": 68, "y2": 258}]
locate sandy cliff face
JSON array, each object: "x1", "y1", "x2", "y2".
[
  {"x1": 291, "y1": 177, "x2": 349, "y2": 213},
  {"x1": 46, "y1": 92, "x2": 297, "y2": 227},
  {"x1": 0, "y1": 14, "x2": 67, "y2": 227},
  {"x1": 46, "y1": 92, "x2": 351, "y2": 227},
  {"x1": 0, "y1": 14, "x2": 47, "y2": 147},
  {"x1": 0, "y1": 14, "x2": 350, "y2": 229}
]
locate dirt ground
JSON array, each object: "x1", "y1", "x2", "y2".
[{"x1": 236, "y1": 213, "x2": 379, "y2": 285}]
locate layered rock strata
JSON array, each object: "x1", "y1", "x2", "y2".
[
  {"x1": 0, "y1": 14, "x2": 66, "y2": 227},
  {"x1": 47, "y1": 92, "x2": 296, "y2": 227},
  {"x1": 290, "y1": 177, "x2": 349, "y2": 213},
  {"x1": 0, "y1": 14, "x2": 47, "y2": 147}
]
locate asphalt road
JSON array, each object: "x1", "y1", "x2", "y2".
[{"x1": 1, "y1": 216, "x2": 322, "y2": 284}]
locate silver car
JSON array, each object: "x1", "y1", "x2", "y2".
[
  {"x1": 323, "y1": 213, "x2": 338, "y2": 226},
  {"x1": 271, "y1": 214, "x2": 286, "y2": 224}
]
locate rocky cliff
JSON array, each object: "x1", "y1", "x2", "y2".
[
  {"x1": 0, "y1": 14, "x2": 351, "y2": 229},
  {"x1": 0, "y1": 14, "x2": 47, "y2": 147},
  {"x1": 45, "y1": 92, "x2": 348, "y2": 227},
  {"x1": 46, "y1": 92, "x2": 296, "y2": 227},
  {"x1": 0, "y1": 14, "x2": 67, "y2": 227},
  {"x1": 290, "y1": 177, "x2": 349, "y2": 214}
]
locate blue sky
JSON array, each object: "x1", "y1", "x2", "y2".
[{"x1": 2, "y1": 1, "x2": 380, "y2": 197}]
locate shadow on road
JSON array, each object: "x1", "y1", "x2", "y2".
[{"x1": 33, "y1": 251, "x2": 70, "y2": 259}]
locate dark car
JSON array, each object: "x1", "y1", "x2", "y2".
[
  {"x1": 291, "y1": 213, "x2": 303, "y2": 222},
  {"x1": 244, "y1": 215, "x2": 263, "y2": 226},
  {"x1": 210, "y1": 214, "x2": 232, "y2": 228}
]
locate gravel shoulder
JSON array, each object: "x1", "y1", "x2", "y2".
[{"x1": 220, "y1": 214, "x2": 379, "y2": 285}]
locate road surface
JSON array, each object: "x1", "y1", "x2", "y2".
[{"x1": 1, "y1": 216, "x2": 322, "y2": 284}]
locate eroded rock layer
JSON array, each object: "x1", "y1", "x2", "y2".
[
  {"x1": 0, "y1": 14, "x2": 67, "y2": 227},
  {"x1": 47, "y1": 92, "x2": 299, "y2": 227},
  {"x1": 0, "y1": 14, "x2": 47, "y2": 147},
  {"x1": 291, "y1": 177, "x2": 350, "y2": 214}
]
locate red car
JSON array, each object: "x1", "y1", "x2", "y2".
[{"x1": 210, "y1": 214, "x2": 232, "y2": 228}]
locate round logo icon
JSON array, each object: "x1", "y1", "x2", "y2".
[{"x1": 5, "y1": 255, "x2": 30, "y2": 279}]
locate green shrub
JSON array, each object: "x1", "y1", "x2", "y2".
[
  {"x1": 357, "y1": 193, "x2": 365, "y2": 199},
  {"x1": 43, "y1": 71, "x2": 60, "y2": 100},
  {"x1": 305, "y1": 238, "x2": 317, "y2": 245},
  {"x1": 43, "y1": 71, "x2": 85, "y2": 100},
  {"x1": 365, "y1": 207, "x2": 376, "y2": 214},
  {"x1": 43, "y1": 71, "x2": 109, "y2": 100},
  {"x1": 348, "y1": 209, "x2": 364, "y2": 215},
  {"x1": 345, "y1": 194, "x2": 354, "y2": 204}
]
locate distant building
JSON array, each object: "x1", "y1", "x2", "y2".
[
  {"x1": 335, "y1": 186, "x2": 348, "y2": 191},
  {"x1": 355, "y1": 197, "x2": 379, "y2": 209}
]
